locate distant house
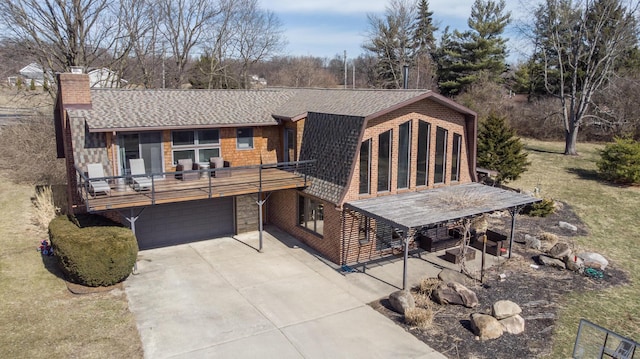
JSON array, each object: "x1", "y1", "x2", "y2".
[
  {"x1": 19, "y1": 63, "x2": 46, "y2": 86},
  {"x1": 88, "y1": 68, "x2": 127, "y2": 88}
]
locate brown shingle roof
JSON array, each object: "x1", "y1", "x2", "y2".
[
  {"x1": 69, "y1": 88, "x2": 299, "y2": 131},
  {"x1": 69, "y1": 88, "x2": 444, "y2": 131}
]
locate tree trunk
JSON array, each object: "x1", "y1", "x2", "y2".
[{"x1": 564, "y1": 125, "x2": 579, "y2": 155}]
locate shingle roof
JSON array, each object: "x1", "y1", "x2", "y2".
[
  {"x1": 274, "y1": 88, "x2": 431, "y2": 119},
  {"x1": 69, "y1": 88, "x2": 437, "y2": 131},
  {"x1": 69, "y1": 88, "x2": 299, "y2": 131}
]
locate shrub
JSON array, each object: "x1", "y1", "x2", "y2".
[
  {"x1": 417, "y1": 277, "x2": 441, "y2": 297},
  {"x1": 33, "y1": 186, "x2": 60, "y2": 230},
  {"x1": 49, "y1": 215, "x2": 138, "y2": 287},
  {"x1": 404, "y1": 307, "x2": 434, "y2": 329},
  {"x1": 477, "y1": 112, "x2": 530, "y2": 184},
  {"x1": 522, "y1": 198, "x2": 556, "y2": 217},
  {"x1": 597, "y1": 138, "x2": 640, "y2": 184}
]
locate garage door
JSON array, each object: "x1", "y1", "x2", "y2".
[{"x1": 135, "y1": 197, "x2": 234, "y2": 249}]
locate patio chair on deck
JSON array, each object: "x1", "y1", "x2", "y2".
[
  {"x1": 86, "y1": 163, "x2": 111, "y2": 196},
  {"x1": 209, "y1": 157, "x2": 231, "y2": 178},
  {"x1": 175, "y1": 158, "x2": 200, "y2": 181},
  {"x1": 129, "y1": 158, "x2": 153, "y2": 191}
]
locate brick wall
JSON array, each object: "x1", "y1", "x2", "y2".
[
  {"x1": 343, "y1": 98, "x2": 473, "y2": 203},
  {"x1": 268, "y1": 189, "x2": 342, "y2": 264},
  {"x1": 236, "y1": 194, "x2": 259, "y2": 234}
]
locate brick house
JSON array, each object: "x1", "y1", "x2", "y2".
[{"x1": 56, "y1": 72, "x2": 537, "y2": 281}]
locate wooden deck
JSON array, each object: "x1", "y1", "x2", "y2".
[{"x1": 81, "y1": 167, "x2": 309, "y2": 212}]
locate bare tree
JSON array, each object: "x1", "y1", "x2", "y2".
[
  {"x1": 158, "y1": 0, "x2": 220, "y2": 88},
  {"x1": 531, "y1": 0, "x2": 639, "y2": 155},
  {"x1": 230, "y1": 0, "x2": 286, "y2": 89},
  {"x1": 0, "y1": 0, "x2": 130, "y2": 85}
]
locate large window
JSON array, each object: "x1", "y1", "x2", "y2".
[
  {"x1": 119, "y1": 132, "x2": 163, "y2": 176},
  {"x1": 284, "y1": 128, "x2": 296, "y2": 162},
  {"x1": 451, "y1": 133, "x2": 462, "y2": 182},
  {"x1": 237, "y1": 127, "x2": 254, "y2": 149},
  {"x1": 377, "y1": 130, "x2": 392, "y2": 192},
  {"x1": 397, "y1": 121, "x2": 411, "y2": 189},
  {"x1": 359, "y1": 139, "x2": 371, "y2": 194},
  {"x1": 416, "y1": 121, "x2": 431, "y2": 186},
  {"x1": 298, "y1": 195, "x2": 324, "y2": 236},
  {"x1": 172, "y1": 129, "x2": 220, "y2": 164},
  {"x1": 434, "y1": 126, "x2": 448, "y2": 184}
]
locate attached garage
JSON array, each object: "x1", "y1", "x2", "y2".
[{"x1": 135, "y1": 197, "x2": 234, "y2": 249}]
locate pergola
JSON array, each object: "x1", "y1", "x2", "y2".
[{"x1": 344, "y1": 182, "x2": 541, "y2": 289}]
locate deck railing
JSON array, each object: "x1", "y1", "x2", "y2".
[{"x1": 74, "y1": 160, "x2": 315, "y2": 212}]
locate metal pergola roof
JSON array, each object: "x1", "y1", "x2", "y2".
[{"x1": 345, "y1": 182, "x2": 540, "y2": 232}]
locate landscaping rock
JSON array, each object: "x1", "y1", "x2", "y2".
[
  {"x1": 577, "y1": 252, "x2": 609, "y2": 270},
  {"x1": 565, "y1": 255, "x2": 584, "y2": 272},
  {"x1": 438, "y1": 268, "x2": 470, "y2": 285},
  {"x1": 433, "y1": 282, "x2": 479, "y2": 308},
  {"x1": 500, "y1": 314, "x2": 525, "y2": 335},
  {"x1": 471, "y1": 313, "x2": 503, "y2": 340},
  {"x1": 492, "y1": 300, "x2": 522, "y2": 320},
  {"x1": 388, "y1": 290, "x2": 415, "y2": 314},
  {"x1": 559, "y1": 221, "x2": 578, "y2": 232},
  {"x1": 525, "y1": 235, "x2": 542, "y2": 250},
  {"x1": 538, "y1": 255, "x2": 567, "y2": 269},
  {"x1": 547, "y1": 242, "x2": 571, "y2": 260}
]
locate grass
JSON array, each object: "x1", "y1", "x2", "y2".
[
  {"x1": 510, "y1": 139, "x2": 640, "y2": 357},
  {"x1": 0, "y1": 175, "x2": 142, "y2": 358}
]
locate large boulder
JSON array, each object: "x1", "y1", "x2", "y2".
[
  {"x1": 559, "y1": 221, "x2": 578, "y2": 232},
  {"x1": 438, "y1": 268, "x2": 470, "y2": 285},
  {"x1": 492, "y1": 300, "x2": 522, "y2": 320},
  {"x1": 538, "y1": 255, "x2": 567, "y2": 270},
  {"x1": 565, "y1": 256, "x2": 584, "y2": 272},
  {"x1": 547, "y1": 242, "x2": 571, "y2": 260},
  {"x1": 433, "y1": 282, "x2": 478, "y2": 308},
  {"x1": 471, "y1": 313, "x2": 503, "y2": 340},
  {"x1": 577, "y1": 252, "x2": 609, "y2": 271},
  {"x1": 500, "y1": 314, "x2": 525, "y2": 335},
  {"x1": 525, "y1": 235, "x2": 542, "y2": 250},
  {"x1": 388, "y1": 290, "x2": 415, "y2": 315}
]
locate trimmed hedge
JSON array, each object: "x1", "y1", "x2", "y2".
[{"x1": 49, "y1": 215, "x2": 138, "y2": 287}]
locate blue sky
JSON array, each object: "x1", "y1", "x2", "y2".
[{"x1": 260, "y1": 0, "x2": 535, "y2": 64}]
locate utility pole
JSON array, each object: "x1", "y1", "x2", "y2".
[{"x1": 343, "y1": 50, "x2": 347, "y2": 89}]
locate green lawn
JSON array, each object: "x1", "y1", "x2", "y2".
[
  {"x1": 509, "y1": 140, "x2": 640, "y2": 357},
  {"x1": 0, "y1": 177, "x2": 142, "y2": 358}
]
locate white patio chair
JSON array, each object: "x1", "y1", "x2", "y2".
[
  {"x1": 129, "y1": 158, "x2": 153, "y2": 191},
  {"x1": 86, "y1": 163, "x2": 111, "y2": 196}
]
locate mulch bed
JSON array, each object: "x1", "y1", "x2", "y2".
[{"x1": 370, "y1": 202, "x2": 630, "y2": 359}]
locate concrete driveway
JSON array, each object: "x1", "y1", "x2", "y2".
[{"x1": 124, "y1": 227, "x2": 446, "y2": 359}]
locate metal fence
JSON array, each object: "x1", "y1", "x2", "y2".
[{"x1": 573, "y1": 319, "x2": 637, "y2": 359}]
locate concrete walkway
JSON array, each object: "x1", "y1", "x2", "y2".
[{"x1": 124, "y1": 227, "x2": 450, "y2": 359}]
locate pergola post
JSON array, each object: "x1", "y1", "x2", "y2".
[{"x1": 508, "y1": 206, "x2": 520, "y2": 259}]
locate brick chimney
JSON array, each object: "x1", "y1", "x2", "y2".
[{"x1": 54, "y1": 72, "x2": 92, "y2": 214}]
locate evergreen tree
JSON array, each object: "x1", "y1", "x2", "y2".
[
  {"x1": 435, "y1": 0, "x2": 510, "y2": 96},
  {"x1": 477, "y1": 113, "x2": 530, "y2": 183},
  {"x1": 413, "y1": 0, "x2": 438, "y2": 88}
]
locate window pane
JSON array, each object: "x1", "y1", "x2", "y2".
[
  {"x1": 451, "y1": 134, "x2": 461, "y2": 181},
  {"x1": 172, "y1": 131, "x2": 194, "y2": 146},
  {"x1": 237, "y1": 128, "x2": 254, "y2": 149},
  {"x1": 416, "y1": 121, "x2": 430, "y2": 186},
  {"x1": 173, "y1": 150, "x2": 195, "y2": 164},
  {"x1": 198, "y1": 129, "x2": 219, "y2": 144},
  {"x1": 298, "y1": 195, "x2": 305, "y2": 226},
  {"x1": 434, "y1": 127, "x2": 447, "y2": 184},
  {"x1": 398, "y1": 121, "x2": 411, "y2": 189},
  {"x1": 315, "y1": 202, "x2": 324, "y2": 236},
  {"x1": 199, "y1": 148, "x2": 220, "y2": 163},
  {"x1": 377, "y1": 130, "x2": 392, "y2": 192},
  {"x1": 359, "y1": 140, "x2": 370, "y2": 194}
]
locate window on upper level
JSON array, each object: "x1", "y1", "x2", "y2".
[
  {"x1": 171, "y1": 129, "x2": 220, "y2": 165},
  {"x1": 377, "y1": 130, "x2": 392, "y2": 192},
  {"x1": 451, "y1": 133, "x2": 462, "y2": 182},
  {"x1": 397, "y1": 121, "x2": 411, "y2": 189},
  {"x1": 434, "y1": 126, "x2": 448, "y2": 184},
  {"x1": 416, "y1": 120, "x2": 431, "y2": 186},
  {"x1": 359, "y1": 139, "x2": 371, "y2": 195},
  {"x1": 236, "y1": 127, "x2": 254, "y2": 149}
]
